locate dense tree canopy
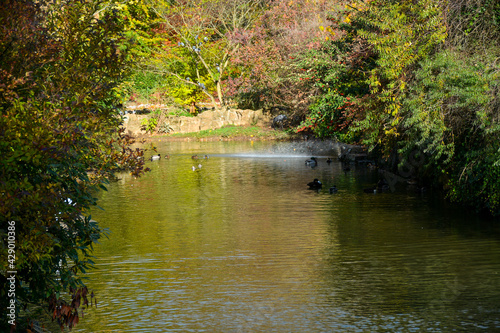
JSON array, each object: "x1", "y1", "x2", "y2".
[
  {"x1": 132, "y1": 0, "x2": 499, "y2": 214},
  {"x1": 2, "y1": 0, "x2": 499, "y2": 329},
  {"x1": 0, "y1": 0, "x2": 147, "y2": 330}
]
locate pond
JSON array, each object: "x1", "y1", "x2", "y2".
[{"x1": 74, "y1": 140, "x2": 500, "y2": 332}]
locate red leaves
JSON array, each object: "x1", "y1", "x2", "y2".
[
  {"x1": 68, "y1": 311, "x2": 79, "y2": 329},
  {"x1": 61, "y1": 304, "x2": 72, "y2": 317},
  {"x1": 48, "y1": 287, "x2": 94, "y2": 331}
]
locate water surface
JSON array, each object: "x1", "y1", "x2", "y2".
[{"x1": 74, "y1": 140, "x2": 500, "y2": 332}]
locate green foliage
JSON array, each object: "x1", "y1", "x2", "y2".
[
  {"x1": 401, "y1": 49, "x2": 500, "y2": 214},
  {"x1": 401, "y1": 51, "x2": 492, "y2": 164},
  {"x1": 150, "y1": 25, "x2": 222, "y2": 105},
  {"x1": 344, "y1": 0, "x2": 447, "y2": 150},
  {"x1": 146, "y1": 0, "x2": 267, "y2": 106},
  {"x1": 167, "y1": 108, "x2": 192, "y2": 117},
  {"x1": 126, "y1": 71, "x2": 169, "y2": 103},
  {"x1": 168, "y1": 125, "x2": 289, "y2": 139},
  {"x1": 140, "y1": 106, "x2": 195, "y2": 134},
  {"x1": 304, "y1": 94, "x2": 356, "y2": 142},
  {"x1": 448, "y1": 152, "x2": 500, "y2": 216},
  {"x1": 291, "y1": 0, "x2": 446, "y2": 144},
  {"x1": 0, "y1": 1, "x2": 147, "y2": 330},
  {"x1": 158, "y1": 122, "x2": 174, "y2": 134},
  {"x1": 141, "y1": 117, "x2": 158, "y2": 133},
  {"x1": 446, "y1": 0, "x2": 500, "y2": 49},
  {"x1": 309, "y1": 1, "x2": 500, "y2": 215},
  {"x1": 107, "y1": 0, "x2": 170, "y2": 104},
  {"x1": 165, "y1": 73, "x2": 208, "y2": 105},
  {"x1": 293, "y1": 39, "x2": 368, "y2": 141}
]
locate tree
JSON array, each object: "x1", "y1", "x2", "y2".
[
  {"x1": 400, "y1": 50, "x2": 500, "y2": 214},
  {"x1": 337, "y1": 0, "x2": 447, "y2": 152},
  {"x1": 397, "y1": 0, "x2": 500, "y2": 215},
  {"x1": 147, "y1": 0, "x2": 268, "y2": 107},
  {"x1": 108, "y1": 0, "x2": 171, "y2": 104},
  {"x1": 293, "y1": 38, "x2": 365, "y2": 141},
  {"x1": 0, "y1": 1, "x2": 147, "y2": 330},
  {"x1": 226, "y1": 0, "x2": 336, "y2": 113},
  {"x1": 322, "y1": 0, "x2": 500, "y2": 215}
]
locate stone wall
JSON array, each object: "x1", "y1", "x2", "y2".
[{"x1": 122, "y1": 108, "x2": 271, "y2": 137}]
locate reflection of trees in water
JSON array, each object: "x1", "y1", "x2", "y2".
[{"x1": 84, "y1": 141, "x2": 500, "y2": 332}]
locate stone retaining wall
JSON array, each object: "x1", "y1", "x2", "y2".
[{"x1": 122, "y1": 108, "x2": 271, "y2": 137}]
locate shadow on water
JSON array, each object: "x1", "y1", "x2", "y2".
[{"x1": 74, "y1": 140, "x2": 500, "y2": 332}]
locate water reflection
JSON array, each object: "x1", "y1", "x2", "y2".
[{"x1": 74, "y1": 140, "x2": 500, "y2": 332}]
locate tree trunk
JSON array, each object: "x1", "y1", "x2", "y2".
[{"x1": 216, "y1": 81, "x2": 225, "y2": 107}]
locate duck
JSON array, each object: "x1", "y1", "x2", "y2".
[
  {"x1": 191, "y1": 155, "x2": 198, "y2": 159},
  {"x1": 307, "y1": 179, "x2": 323, "y2": 190},
  {"x1": 204, "y1": 155, "x2": 209, "y2": 159},
  {"x1": 329, "y1": 185, "x2": 338, "y2": 194},
  {"x1": 150, "y1": 154, "x2": 161, "y2": 161},
  {"x1": 326, "y1": 158, "x2": 332, "y2": 164},
  {"x1": 305, "y1": 157, "x2": 318, "y2": 167}
]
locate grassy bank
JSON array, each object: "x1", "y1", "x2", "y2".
[{"x1": 152, "y1": 125, "x2": 296, "y2": 141}]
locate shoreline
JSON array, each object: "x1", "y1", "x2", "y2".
[{"x1": 133, "y1": 124, "x2": 301, "y2": 143}]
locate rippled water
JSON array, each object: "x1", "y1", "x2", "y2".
[{"x1": 73, "y1": 140, "x2": 500, "y2": 332}]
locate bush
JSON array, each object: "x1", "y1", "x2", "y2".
[
  {"x1": 401, "y1": 49, "x2": 500, "y2": 214},
  {"x1": 0, "y1": 1, "x2": 147, "y2": 330}
]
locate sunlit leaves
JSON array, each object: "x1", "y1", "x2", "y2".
[
  {"x1": 401, "y1": 49, "x2": 500, "y2": 214},
  {"x1": 0, "y1": 0, "x2": 147, "y2": 330},
  {"x1": 336, "y1": 0, "x2": 447, "y2": 149},
  {"x1": 227, "y1": 0, "x2": 334, "y2": 111},
  {"x1": 145, "y1": 0, "x2": 267, "y2": 106}
]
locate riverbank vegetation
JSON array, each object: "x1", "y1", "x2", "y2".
[
  {"x1": 128, "y1": 0, "x2": 499, "y2": 216},
  {"x1": 1, "y1": 0, "x2": 499, "y2": 331},
  {"x1": 0, "y1": 1, "x2": 148, "y2": 331}
]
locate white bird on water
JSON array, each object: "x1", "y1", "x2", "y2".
[{"x1": 192, "y1": 164, "x2": 203, "y2": 171}]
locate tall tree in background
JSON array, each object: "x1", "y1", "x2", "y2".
[
  {"x1": 0, "y1": 1, "x2": 147, "y2": 330},
  {"x1": 226, "y1": 0, "x2": 336, "y2": 113},
  {"x1": 147, "y1": 0, "x2": 268, "y2": 107}
]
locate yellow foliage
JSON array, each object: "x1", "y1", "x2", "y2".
[{"x1": 384, "y1": 128, "x2": 399, "y2": 136}]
